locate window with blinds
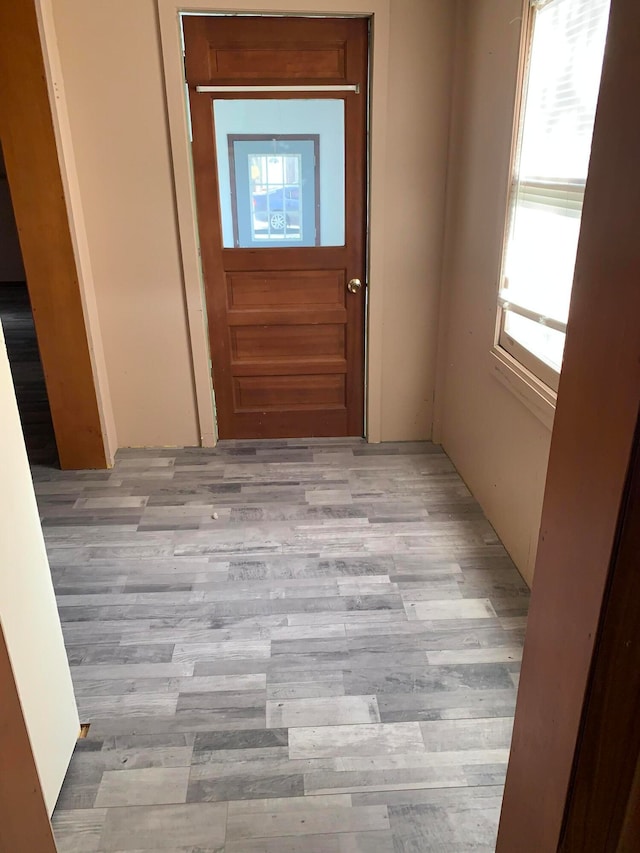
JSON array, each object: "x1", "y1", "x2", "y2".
[{"x1": 497, "y1": 0, "x2": 611, "y2": 391}]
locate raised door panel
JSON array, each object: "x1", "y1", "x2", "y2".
[
  {"x1": 230, "y1": 325, "x2": 345, "y2": 362},
  {"x1": 226, "y1": 270, "x2": 345, "y2": 309},
  {"x1": 211, "y1": 47, "x2": 347, "y2": 80},
  {"x1": 233, "y1": 374, "x2": 346, "y2": 412}
]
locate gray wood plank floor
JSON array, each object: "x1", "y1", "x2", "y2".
[{"x1": 40, "y1": 440, "x2": 529, "y2": 852}]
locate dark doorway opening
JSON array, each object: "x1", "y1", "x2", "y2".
[{"x1": 0, "y1": 150, "x2": 58, "y2": 467}]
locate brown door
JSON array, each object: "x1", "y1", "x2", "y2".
[{"x1": 183, "y1": 16, "x2": 368, "y2": 440}]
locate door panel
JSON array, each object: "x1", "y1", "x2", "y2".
[
  {"x1": 226, "y1": 270, "x2": 344, "y2": 309},
  {"x1": 230, "y1": 325, "x2": 345, "y2": 361},
  {"x1": 234, "y1": 374, "x2": 346, "y2": 412},
  {"x1": 184, "y1": 16, "x2": 354, "y2": 83},
  {"x1": 184, "y1": 16, "x2": 367, "y2": 440},
  {"x1": 212, "y1": 48, "x2": 346, "y2": 79}
]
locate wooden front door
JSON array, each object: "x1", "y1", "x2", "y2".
[{"x1": 183, "y1": 16, "x2": 368, "y2": 439}]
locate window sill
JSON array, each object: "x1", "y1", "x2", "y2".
[{"x1": 489, "y1": 345, "x2": 556, "y2": 431}]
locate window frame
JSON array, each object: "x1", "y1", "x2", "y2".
[
  {"x1": 495, "y1": 0, "x2": 594, "y2": 398},
  {"x1": 226, "y1": 132, "x2": 321, "y2": 248},
  {"x1": 497, "y1": 296, "x2": 563, "y2": 392}
]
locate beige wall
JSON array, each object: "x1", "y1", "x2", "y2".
[
  {"x1": 0, "y1": 322, "x2": 79, "y2": 814},
  {"x1": 49, "y1": 0, "x2": 455, "y2": 447},
  {"x1": 380, "y1": 0, "x2": 455, "y2": 438},
  {"x1": 435, "y1": 0, "x2": 552, "y2": 585},
  {"x1": 51, "y1": 0, "x2": 200, "y2": 448}
]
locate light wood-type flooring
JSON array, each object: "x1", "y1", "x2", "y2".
[{"x1": 40, "y1": 441, "x2": 529, "y2": 852}]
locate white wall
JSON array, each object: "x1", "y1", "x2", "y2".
[
  {"x1": 0, "y1": 322, "x2": 79, "y2": 813},
  {"x1": 435, "y1": 0, "x2": 552, "y2": 586}
]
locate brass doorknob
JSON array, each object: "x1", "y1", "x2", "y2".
[{"x1": 347, "y1": 278, "x2": 362, "y2": 293}]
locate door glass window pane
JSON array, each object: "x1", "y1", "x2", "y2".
[{"x1": 213, "y1": 100, "x2": 345, "y2": 248}]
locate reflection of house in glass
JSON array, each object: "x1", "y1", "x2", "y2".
[
  {"x1": 227, "y1": 133, "x2": 320, "y2": 247},
  {"x1": 249, "y1": 151, "x2": 303, "y2": 239}
]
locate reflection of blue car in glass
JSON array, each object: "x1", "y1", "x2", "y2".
[{"x1": 252, "y1": 186, "x2": 300, "y2": 231}]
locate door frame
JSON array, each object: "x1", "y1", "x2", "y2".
[
  {"x1": 157, "y1": 0, "x2": 394, "y2": 444},
  {"x1": 1, "y1": 0, "x2": 116, "y2": 468}
]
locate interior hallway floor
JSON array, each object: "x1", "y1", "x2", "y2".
[
  {"x1": 0, "y1": 282, "x2": 58, "y2": 466},
  {"x1": 39, "y1": 440, "x2": 530, "y2": 852}
]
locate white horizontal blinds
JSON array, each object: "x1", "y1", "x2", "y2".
[
  {"x1": 503, "y1": 0, "x2": 610, "y2": 335},
  {"x1": 519, "y1": 0, "x2": 609, "y2": 188}
]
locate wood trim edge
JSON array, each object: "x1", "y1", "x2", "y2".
[{"x1": 0, "y1": 621, "x2": 57, "y2": 852}]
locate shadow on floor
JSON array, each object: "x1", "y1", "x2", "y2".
[{"x1": 0, "y1": 282, "x2": 58, "y2": 467}]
